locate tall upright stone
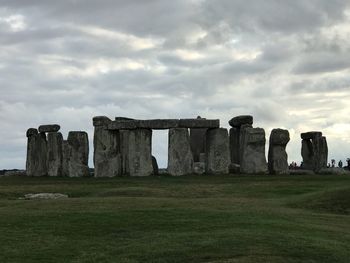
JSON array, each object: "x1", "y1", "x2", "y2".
[
  {"x1": 268, "y1": 129, "x2": 290, "y2": 175},
  {"x1": 26, "y1": 129, "x2": 48, "y2": 177},
  {"x1": 228, "y1": 115, "x2": 253, "y2": 165},
  {"x1": 206, "y1": 128, "x2": 230, "y2": 174},
  {"x1": 240, "y1": 127, "x2": 268, "y2": 174},
  {"x1": 62, "y1": 140, "x2": 70, "y2": 177},
  {"x1": 168, "y1": 128, "x2": 194, "y2": 176},
  {"x1": 93, "y1": 116, "x2": 121, "y2": 177},
  {"x1": 67, "y1": 131, "x2": 89, "y2": 177},
  {"x1": 127, "y1": 129, "x2": 153, "y2": 176},
  {"x1": 47, "y1": 132, "x2": 63, "y2": 177},
  {"x1": 301, "y1": 131, "x2": 328, "y2": 172},
  {"x1": 190, "y1": 116, "x2": 207, "y2": 162},
  {"x1": 120, "y1": 130, "x2": 130, "y2": 175}
]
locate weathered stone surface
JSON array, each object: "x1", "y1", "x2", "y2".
[
  {"x1": 301, "y1": 131, "x2": 322, "y2": 140},
  {"x1": 115, "y1": 117, "x2": 134, "y2": 121},
  {"x1": 289, "y1": 169, "x2": 315, "y2": 175},
  {"x1": 268, "y1": 129, "x2": 290, "y2": 175},
  {"x1": 38, "y1": 124, "x2": 60, "y2": 133},
  {"x1": 318, "y1": 167, "x2": 350, "y2": 175},
  {"x1": 179, "y1": 119, "x2": 219, "y2": 128},
  {"x1": 139, "y1": 119, "x2": 179, "y2": 129},
  {"x1": 62, "y1": 140, "x2": 70, "y2": 177},
  {"x1": 24, "y1": 193, "x2": 68, "y2": 200},
  {"x1": 168, "y1": 128, "x2": 194, "y2": 176},
  {"x1": 26, "y1": 132, "x2": 48, "y2": 176},
  {"x1": 301, "y1": 133, "x2": 328, "y2": 172},
  {"x1": 93, "y1": 126, "x2": 121, "y2": 177},
  {"x1": 193, "y1": 162, "x2": 205, "y2": 175},
  {"x1": 120, "y1": 130, "x2": 130, "y2": 175},
  {"x1": 47, "y1": 132, "x2": 63, "y2": 177},
  {"x1": 152, "y1": 156, "x2": 159, "y2": 175},
  {"x1": 206, "y1": 128, "x2": 230, "y2": 174},
  {"x1": 199, "y1": 153, "x2": 206, "y2": 163},
  {"x1": 190, "y1": 118, "x2": 207, "y2": 162},
  {"x1": 240, "y1": 127, "x2": 268, "y2": 174},
  {"x1": 128, "y1": 129, "x2": 153, "y2": 176},
  {"x1": 3, "y1": 170, "x2": 26, "y2": 177},
  {"x1": 229, "y1": 115, "x2": 253, "y2": 128},
  {"x1": 26, "y1": 128, "x2": 38, "y2": 138},
  {"x1": 229, "y1": 127, "x2": 240, "y2": 164},
  {"x1": 93, "y1": 116, "x2": 111, "y2": 127},
  {"x1": 67, "y1": 131, "x2": 89, "y2": 177},
  {"x1": 229, "y1": 163, "x2": 240, "y2": 174},
  {"x1": 107, "y1": 119, "x2": 219, "y2": 130}
]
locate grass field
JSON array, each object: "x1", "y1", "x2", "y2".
[{"x1": 0, "y1": 174, "x2": 349, "y2": 263}]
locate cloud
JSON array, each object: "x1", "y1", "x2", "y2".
[{"x1": 0, "y1": 1, "x2": 350, "y2": 169}]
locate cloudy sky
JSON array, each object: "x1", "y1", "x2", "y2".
[{"x1": 1, "y1": 0, "x2": 350, "y2": 169}]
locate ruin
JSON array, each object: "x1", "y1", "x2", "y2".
[
  {"x1": 268, "y1": 129, "x2": 290, "y2": 174},
  {"x1": 26, "y1": 124, "x2": 90, "y2": 177},
  {"x1": 25, "y1": 116, "x2": 330, "y2": 177},
  {"x1": 301, "y1": 131, "x2": 328, "y2": 172}
]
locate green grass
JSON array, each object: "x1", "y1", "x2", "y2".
[{"x1": 0, "y1": 174, "x2": 350, "y2": 263}]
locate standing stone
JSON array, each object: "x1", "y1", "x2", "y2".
[
  {"x1": 301, "y1": 132, "x2": 328, "y2": 172},
  {"x1": 268, "y1": 129, "x2": 290, "y2": 175},
  {"x1": 26, "y1": 130, "x2": 48, "y2": 177},
  {"x1": 47, "y1": 132, "x2": 63, "y2": 177},
  {"x1": 120, "y1": 130, "x2": 130, "y2": 175},
  {"x1": 228, "y1": 115, "x2": 253, "y2": 165},
  {"x1": 152, "y1": 156, "x2": 159, "y2": 175},
  {"x1": 127, "y1": 129, "x2": 153, "y2": 176},
  {"x1": 229, "y1": 127, "x2": 240, "y2": 164},
  {"x1": 205, "y1": 128, "x2": 230, "y2": 174},
  {"x1": 67, "y1": 131, "x2": 89, "y2": 177},
  {"x1": 240, "y1": 127, "x2": 268, "y2": 174},
  {"x1": 168, "y1": 128, "x2": 194, "y2": 176},
  {"x1": 189, "y1": 116, "x2": 207, "y2": 162},
  {"x1": 93, "y1": 116, "x2": 121, "y2": 177},
  {"x1": 62, "y1": 140, "x2": 70, "y2": 177}
]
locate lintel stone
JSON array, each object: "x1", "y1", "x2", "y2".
[{"x1": 38, "y1": 124, "x2": 60, "y2": 133}]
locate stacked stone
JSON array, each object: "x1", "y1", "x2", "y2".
[
  {"x1": 26, "y1": 124, "x2": 90, "y2": 177},
  {"x1": 240, "y1": 127, "x2": 268, "y2": 174},
  {"x1": 189, "y1": 116, "x2": 207, "y2": 175},
  {"x1": 268, "y1": 129, "x2": 290, "y2": 175},
  {"x1": 228, "y1": 115, "x2": 253, "y2": 166},
  {"x1": 205, "y1": 128, "x2": 230, "y2": 174},
  {"x1": 301, "y1": 131, "x2": 328, "y2": 172},
  {"x1": 93, "y1": 116, "x2": 121, "y2": 177}
]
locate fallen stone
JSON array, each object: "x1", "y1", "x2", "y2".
[
  {"x1": 67, "y1": 131, "x2": 89, "y2": 177},
  {"x1": 38, "y1": 124, "x2": 60, "y2": 133},
  {"x1": 2, "y1": 170, "x2": 26, "y2": 177},
  {"x1": 47, "y1": 132, "x2": 63, "y2": 177},
  {"x1": 168, "y1": 128, "x2": 194, "y2": 176},
  {"x1": 93, "y1": 116, "x2": 112, "y2": 127},
  {"x1": 229, "y1": 115, "x2": 253, "y2": 128},
  {"x1": 127, "y1": 129, "x2": 153, "y2": 176},
  {"x1": 206, "y1": 128, "x2": 230, "y2": 174},
  {"x1": 301, "y1": 131, "x2": 322, "y2": 140},
  {"x1": 240, "y1": 127, "x2": 268, "y2": 174},
  {"x1": 24, "y1": 193, "x2": 68, "y2": 200},
  {"x1": 289, "y1": 169, "x2": 315, "y2": 175},
  {"x1": 268, "y1": 129, "x2": 290, "y2": 175},
  {"x1": 318, "y1": 168, "x2": 350, "y2": 175},
  {"x1": 193, "y1": 162, "x2": 205, "y2": 175},
  {"x1": 229, "y1": 163, "x2": 240, "y2": 174}
]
